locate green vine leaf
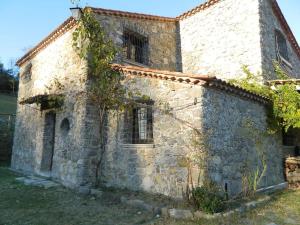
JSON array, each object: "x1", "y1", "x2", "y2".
[{"x1": 231, "y1": 63, "x2": 300, "y2": 133}]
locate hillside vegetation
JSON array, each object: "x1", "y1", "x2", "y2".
[{"x1": 0, "y1": 93, "x2": 17, "y2": 114}]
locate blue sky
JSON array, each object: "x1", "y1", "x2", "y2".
[{"x1": 0, "y1": 0, "x2": 299, "y2": 68}]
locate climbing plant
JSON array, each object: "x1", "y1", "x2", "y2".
[
  {"x1": 230, "y1": 63, "x2": 300, "y2": 133},
  {"x1": 72, "y1": 8, "x2": 128, "y2": 182}
]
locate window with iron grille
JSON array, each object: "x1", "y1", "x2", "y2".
[
  {"x1": 123, "y1": 29, "x2": 148, "y2": 65},
  {"x1": 132, "y1": 105, "x2": 153, "y2": 144},
  {"x1": 275, "y1": 30, "x2": 289, "y2": 62}
]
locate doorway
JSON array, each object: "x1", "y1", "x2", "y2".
[{"x1": 40, "y1": 112, "x2": 56, "y2": 172}]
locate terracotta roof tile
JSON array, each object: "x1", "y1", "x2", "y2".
[
  {"x1": 267, "y1": 79, "x2": 300, "y2": 85},
  {"x1": 113, "y1": 64, "x2": 270, "y2": 104},
  {"x1": 90, "y1": 7, "x2": 176, "y2": 22},
  {"x1": 16, "y1": 0, "x2": 300, "y2": 71},
  {"x1": 16, "y1": 17, "x2": 77, "y2": 66},
  {"x1": 177, "y1": 0, "x2": 221, "y2": 20}
]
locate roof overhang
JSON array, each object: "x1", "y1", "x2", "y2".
[
  {"x1": 19, "y1": 94, "x2": 64, "y2": 110},
  {"x1": 16, "y1": 0, "x2": 300, "y2": 70},
  {"x1": 113, "y1": 64, "x2": 270, "y2": 105}
]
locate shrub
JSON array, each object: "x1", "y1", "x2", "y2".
[{"x1": 192, "y1": 182, "x2": 225, "y2": 214}]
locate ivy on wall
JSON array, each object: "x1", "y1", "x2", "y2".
[
  {"x1": 72, "y1": 8, "x2": 149, "y2": 183},
  {"x1": 230, "y1": 62, "x2": 300, "y2": 133}
]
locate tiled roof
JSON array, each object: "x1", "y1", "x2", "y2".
[
  {"x1": 19, "y1": 94, "x2": 64, "y2": 105},
  {"x1": 267, "y1": 79, "x2": 300, "y2": 85},
  {"x1": 177, "y1": 0, "x2": 220, "y2": 20},
  {"x1": 16, "y1": 0, "x2": 300, "y2": 68},
  {"x1": 113, "y1": 64, "x2": 270, "y2": 105},
  {"x1": 90, "y1": 7, "x2": 176, "y2": 22},
  {"x1": 16, "y1": 17, "x2": 77, "y2": 66},
  {"x1": 112, "y1": 64, "x2": 215, "y2": 83},
  {"x1": 271, "y1": 0, "x2": 300, "y2": 60}
]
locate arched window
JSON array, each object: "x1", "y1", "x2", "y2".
[{"x1": 60, "y1": 118, "x2": 70, "y2": 135}]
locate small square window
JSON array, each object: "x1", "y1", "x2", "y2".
[{"x1": 123, "y1": 29, "x2": 148, "y2": 65}]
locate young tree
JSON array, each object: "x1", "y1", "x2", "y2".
[{"x1": 72, "y1": 8, "x2": 128, "y2": 182}]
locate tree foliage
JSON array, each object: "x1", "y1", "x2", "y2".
[
  {"x1": 230, "y1": 63, "x2": 300, "y2": 133},
  {"x1": 0, "y1": 61, "x2": 19, "y2": 93}
]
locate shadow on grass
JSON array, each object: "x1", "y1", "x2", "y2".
[{"x1": 0, "y1": 167, "x2": 155, "y2": 225}]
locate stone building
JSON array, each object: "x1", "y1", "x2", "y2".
[{"x1": 12, "y1": 0, "x2": 300, "y2": 198}]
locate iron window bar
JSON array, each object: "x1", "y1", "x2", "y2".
[
  {"x1": 132, "y1": 102, "x2": 153, "y2": 144},
  {"x1": 123, "y1": 29, "x2": 148, "y2": 65}
]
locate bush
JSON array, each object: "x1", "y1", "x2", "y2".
[{"x1": 192, "y1": 182, "x2": 225, "y2": 214}]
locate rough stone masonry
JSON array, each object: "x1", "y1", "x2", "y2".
[{"x1": 12, "y1": 0, "x2": 300, "y2": 198}]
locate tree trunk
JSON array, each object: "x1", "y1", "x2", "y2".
[{"x1": 95, "y1": 107, "x2": 106, "y2": 186}]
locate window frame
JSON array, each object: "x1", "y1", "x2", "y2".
[
  {"x1": 275, "y1": 29, "x2": 292, "y2": 68},
  {"x1": 131, "y1": 101, "x2": 154, "y2": 144},
  {"x1": 21, "y1": 62, "x2": 32, "y2": 83},
  {"x1": 123, "y1": 29, "x2": 149, "y2": 65}
]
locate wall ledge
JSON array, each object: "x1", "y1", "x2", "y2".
[{"x1": 256, "y1": 182, "x2": 288, "y2": 193}]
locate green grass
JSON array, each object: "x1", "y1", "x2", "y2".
[
  {"x1": 0, "y1": 93, "x2": 17, "y2": 114},
  {"x1": 0, "y1": 167, "x2": 154, "y2": 225},
  {"x1": 0, "y1": 167, "x2": 299, "y2": 225},
  {"x1": 154, "y1": 191, "x2": 300, "y2": 225}
]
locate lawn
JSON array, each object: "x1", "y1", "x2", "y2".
[
  {"x1": 0, "y1": 167, "x2": 299, "y2": 225},
  {"x1": 155, "y1": 189, "x2": 300, "y2": 225},
  {"x1": 0, "y1": 167, "x2": 155, "y2": 225},
  {"x1": 0, "y1": 93, "x2": 17, "y2": 114}
]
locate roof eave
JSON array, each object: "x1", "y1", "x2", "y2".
[
  {"x1": 113, "y1": 64, "x2": 270, "y2": 105},
  {"x1": 16, "y1": 0, "x2": 300, "y2": 70},
  {"x1": 271, "y1": 0, "x2": 300, "y2": 60},
  {"x1": 16, "y1": 17, "x2": 77, "y2": 67}
]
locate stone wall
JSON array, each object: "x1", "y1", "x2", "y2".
[
  {"x1": 11, "y1": 0, "x2": 290, "y2": 197},
  {"x1": 11, "y1": 29, "x2": 89, "y2": 188},
  {"x1": 99, "y1": 76, "x2": 284, "y2": 198},
  {"x1": 179, "y1": 0, "x2": 300, "y2": 80},
  {"x1": 179, "y1": 0, "x2": 263, "y2": 80},
  {"x1": 87, "y1": 78, "x2": 204, "y2": 197},
  {"x1": 201, "y1": 86, "x2": 284, "y2": 196},
  {"x1": 259, "y1": 0, "x2": 300, "y2": 79},
  {"x1": 94, "y1": 14, "x2": 179, "y2": 71}
]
